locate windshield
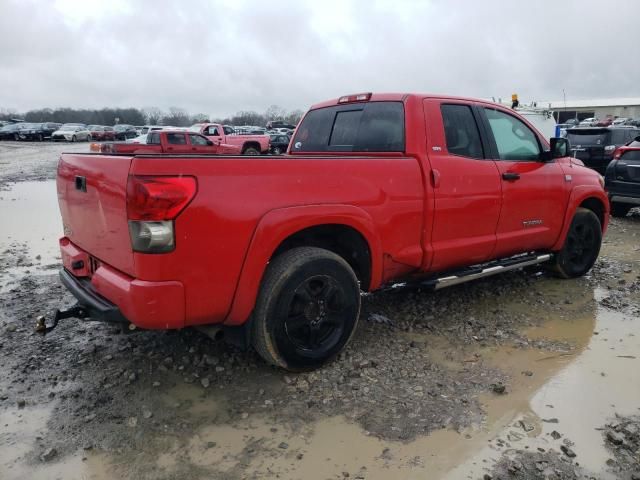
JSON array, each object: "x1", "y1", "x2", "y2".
[
  {"x1": 60, "y1": 124, "x2": 81, "y2": 131},
  {"x1": 19, "y1": 123, "x2": 38, "y2": 129},
  {"x1": 189, "y1": 124, "x2": 204, "y2": 132},
  {"x1": 114, "y1": 125, "x2": 132, "y2": 131},
  {"x1": 292, "y1": 101, "x2": 405, "y2": 152}
]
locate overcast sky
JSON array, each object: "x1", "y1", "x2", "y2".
[{"x1": 1, "y1": 0, "x2": 639, "y2": 117}]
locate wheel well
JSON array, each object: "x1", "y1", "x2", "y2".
[
  {"x1": 242, "y1": 142, "x2": 260, "y2": 153},
  {"x1": 579, "y1": 197, "x2": 605, "y2": 228},
  {"x1": 271, "y1": 224, "x2": 372, "y2": 290}
]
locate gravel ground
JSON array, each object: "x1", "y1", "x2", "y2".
[{"x1": 0, "y1": 142, "x2": 639, "y2": 479}]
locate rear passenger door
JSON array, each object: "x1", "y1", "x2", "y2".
[
  {"x1": 422, "y1": 99, "x2": 502, "y2": 271},
  {"x1": 479, "y1": 106, "x2": 568, "y2": 256}
]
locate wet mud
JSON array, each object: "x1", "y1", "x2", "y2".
[{"x1": 1, "y1": 143, "x2": 639, "y2": 479}]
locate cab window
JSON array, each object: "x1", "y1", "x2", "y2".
[
  {"x1": 167, "y1": 133, "x2": 187, "y2": 145},
  {"x1": 189, "y1": 134, "x2": 209, "y2": 146},
  {"x1": 483, "y1": 108, "x2": 541, "y2": 161},
  {"x1": 440, "y1": 104, "x2": 484, "y2": 159},
  {"x1": 207, "y1": 126, "x2": 220, "y2": 136},
  {"x1": 148, "y1": 132, "x2": 160, "y2": 145}
]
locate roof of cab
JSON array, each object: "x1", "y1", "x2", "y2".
[{"x1": 309, "y1": 93, "x2": 503, "y2": 110}]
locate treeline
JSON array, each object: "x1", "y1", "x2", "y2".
[{"x1": 0, "y1": 105, "x2": 304, "y2": 127}]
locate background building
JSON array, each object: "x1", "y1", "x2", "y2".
[{"x1": 543, "y1": 98, "x2": 640, "y2": 123}]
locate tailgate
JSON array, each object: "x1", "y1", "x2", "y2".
[{"x1": 57, "y1": 153, "x2": 135, "y2": 276}]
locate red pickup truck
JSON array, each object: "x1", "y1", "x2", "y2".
[
  {"x1": 190, "y1": 123, "x2": 270, "y2": 155},
  {"x1": 54, "y1": 93, "x2": 608, "y2": 371},
  {"x1": 91, "y1": 130, "x2": 237, "y2": 155}
]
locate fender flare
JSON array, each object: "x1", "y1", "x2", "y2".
[
  {"x1": 551, "y1": 186, "x2": 609, "y2": 251},
  {"x1": 223, "y1": 204, "x2": 383, "y2": 325}
]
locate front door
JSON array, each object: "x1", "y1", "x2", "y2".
[
  {"x1": 479, "y1": 106, "x2": 568, "y2": 257},
  {"x1": 423, "y1": 99, "x2": 502, "y2": 272}
]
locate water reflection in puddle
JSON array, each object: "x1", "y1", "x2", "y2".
[{"x1": 0, "y1": 180, "x2": 61, "y2": 292}]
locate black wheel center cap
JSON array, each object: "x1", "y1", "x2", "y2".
[{"x1": 305, "y1": 300, "x2": 326, "y2": 325}]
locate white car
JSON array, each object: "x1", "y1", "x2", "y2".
[
  {"x1": 127, "y1": 126, "x2": 165, "y2": 144},
  {"x1": 579, "y1": 117, "x2": 598, "y2": 127},
  {"x1": 611, "y1": 118, "x2": 631, "y2": 126},
  {"x1": 51, "y1": 124, "x2": 91, "y2": 142}
]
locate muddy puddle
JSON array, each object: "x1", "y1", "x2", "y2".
[
  {"x1": 7, "y1": 279, "x2": 633, "y2": 479},
  {"x1": 0, "y1": 180, "x2": 62, "y2": 292}
]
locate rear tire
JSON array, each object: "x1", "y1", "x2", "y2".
[
  {"x1": 37, "y1": 134, "x2": 43, "y2": 142},
  {"x1": 243, "y1": 147, "x2": 260, "y2": 155},
  {"x1": 71, "y1": 135, "x2": 77, "y2": 143},
  {"x1": 548, "y1": 207, "x2": 602, "y2": 278},
  {"x1": 87, "y1": 134, "x2": 92, "y2": 142},
  {"x1": 252, "y1": 247, "x2": 361, "y2": 371},
  {"x1": 610, "y1": 202, "x2": 631, "y2": 218},
  {"x1": 272, "y1": 147, "x2": 282, "y2": 155}
]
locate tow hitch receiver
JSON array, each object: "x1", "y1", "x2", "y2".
[{"x1": 35, "y1": 304, "x2": 87, "y2": 334}]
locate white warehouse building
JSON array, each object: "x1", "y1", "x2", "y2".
[{"x1": 543, "y1": 97, "x2": 640, "y2": 123}]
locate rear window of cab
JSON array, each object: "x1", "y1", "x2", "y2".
[{"x1": 291, "y1": 101, "x2": 405, "y2": 152}]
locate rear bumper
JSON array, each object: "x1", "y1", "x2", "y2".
[
  {"x1": 59, "y1": 269, "x2": 127, "y2": 323},
  {"x1": 59, "y1": 241, "x2": 186, "y2": 329}
]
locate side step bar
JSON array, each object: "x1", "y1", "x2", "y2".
[{"x1": 422, "y1": 253, "x2": 553, "y2": 290}]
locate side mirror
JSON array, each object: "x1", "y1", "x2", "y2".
[
  {"x1": 551, "y1": 137, "x2": 570, "y2": 158},
  {"x1": 206, "y1": 140, "x2": 214, "y2": 146},
  {"x1": 541, "y1": 137, "x2": 570, "y2": 161}
]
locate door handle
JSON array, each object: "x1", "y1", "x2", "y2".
[{"x1": 502, "y1": 172, "x2": 520, "y2": 181}]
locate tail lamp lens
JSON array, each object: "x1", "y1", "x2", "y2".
[
  {"x1": 126, "y1": 176, "x2": 197, "y2": 253},
  {"x1": 126, "y1": 176, "x2": 197, "y2": 221}
]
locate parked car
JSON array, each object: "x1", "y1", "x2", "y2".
[
  {"x1": 0, "y1": 123, "x2": 25, "y2": 141},
  {"x1": 266, "y1": 120, "x2": 296, "y2": 130},
  {"x1": 114, "y1": 124, "x2": 138, "y2": 140},
  {"x1": 596, "y1": 116, "x2": 614, "y2": 127},
  {"x1": 87, "y1": 125, "x2": 116, "y2": 141},
  {"x1": 566, "y1": 127, "x2": 640, "y2": 174},
  {"x1": 605, "y1": 136, "x2": 640, "y2": 217},
  {"x1": 269, "y1": 134, "x2": 290, "y2": 154},
  {"x1": 54, "y1": 92, "x2": 608, "y2": 370},
  {"x1": 611, "y1": 118, "x2": 631, "y2": 127},
  {"x1": 579, "y1": 117, "x2": 599, "y2": 127},
  {"x1": 51, "y1": 124, "x2": 91, "y2": 142},
  {"x1": 93, "y1": 130, "x2": 236, "y2": 155},
  {"x1": 191, "y1": 123, "x2": 270, "y2": 154},
  {"x1": 17, "y1": 123, "x2": 61, "y2": 141},
  {"x1": 564, "y1": 118, "x2": 580, "y2": 127}
]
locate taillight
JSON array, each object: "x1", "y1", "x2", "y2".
[
  {"x1": 604, "y1": 145, "x2": 616, "y2": 154},
  {"x1": 127, "y1": 176, "x2": 197, "y2": 221},
  {"x1": 613, "y1": 148, "x2": 623, "y2": 159},
  {"x1": 126, "y1": 176, "x2": 197, "y2": 253}
]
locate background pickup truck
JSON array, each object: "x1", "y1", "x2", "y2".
[
  {"x1": 92, "y1": 130, "x2": 235, "y2": 155},
  {"x1": 190, "y1": 122, "x2": 270, "y2": 155},
  {"x1": 56, "y1": 92, "x2": 608, "y2": 371}
]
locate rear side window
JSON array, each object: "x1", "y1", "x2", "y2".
[
  {"x1": 611, "y1": 130, "x2": 631, "y2": 144},
  {"x1": 167, "y1": 133, "x2": 186, "y2": 145},
  {"x1": 621, "y1": 150, "x2": 640, "y2": 160},
  {"x1": 292, "y1": 101, "x2": 405, "y2": 152},
  {"x1": 440, "y1": 104, "x2": 484, "y2": 159},
  {"x1": 206, "y1": 126, "x2": 220, "y2": 136},
  {"x1": 148, "y1": 133, "x2": 160, "y2": 145}
]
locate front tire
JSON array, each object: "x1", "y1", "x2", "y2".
[
  {"x1": 610, "y1": 202, "x2": 631, "y2": 218},
  {"x1": 272, "y1": 147, "x2": 282, "y2": 155},
  {"x1": 252, "y1": 247, "x2": 361, "y2": 371},
  {"x1": 87, "y1": 134, "x2": 92, "y2": 142},
  {"x1": 549, "y1": 207, "x2": 602, "y2": 278},
  {"x1": 71, "y1": 135, "x2": 77, "y2": 143}
]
